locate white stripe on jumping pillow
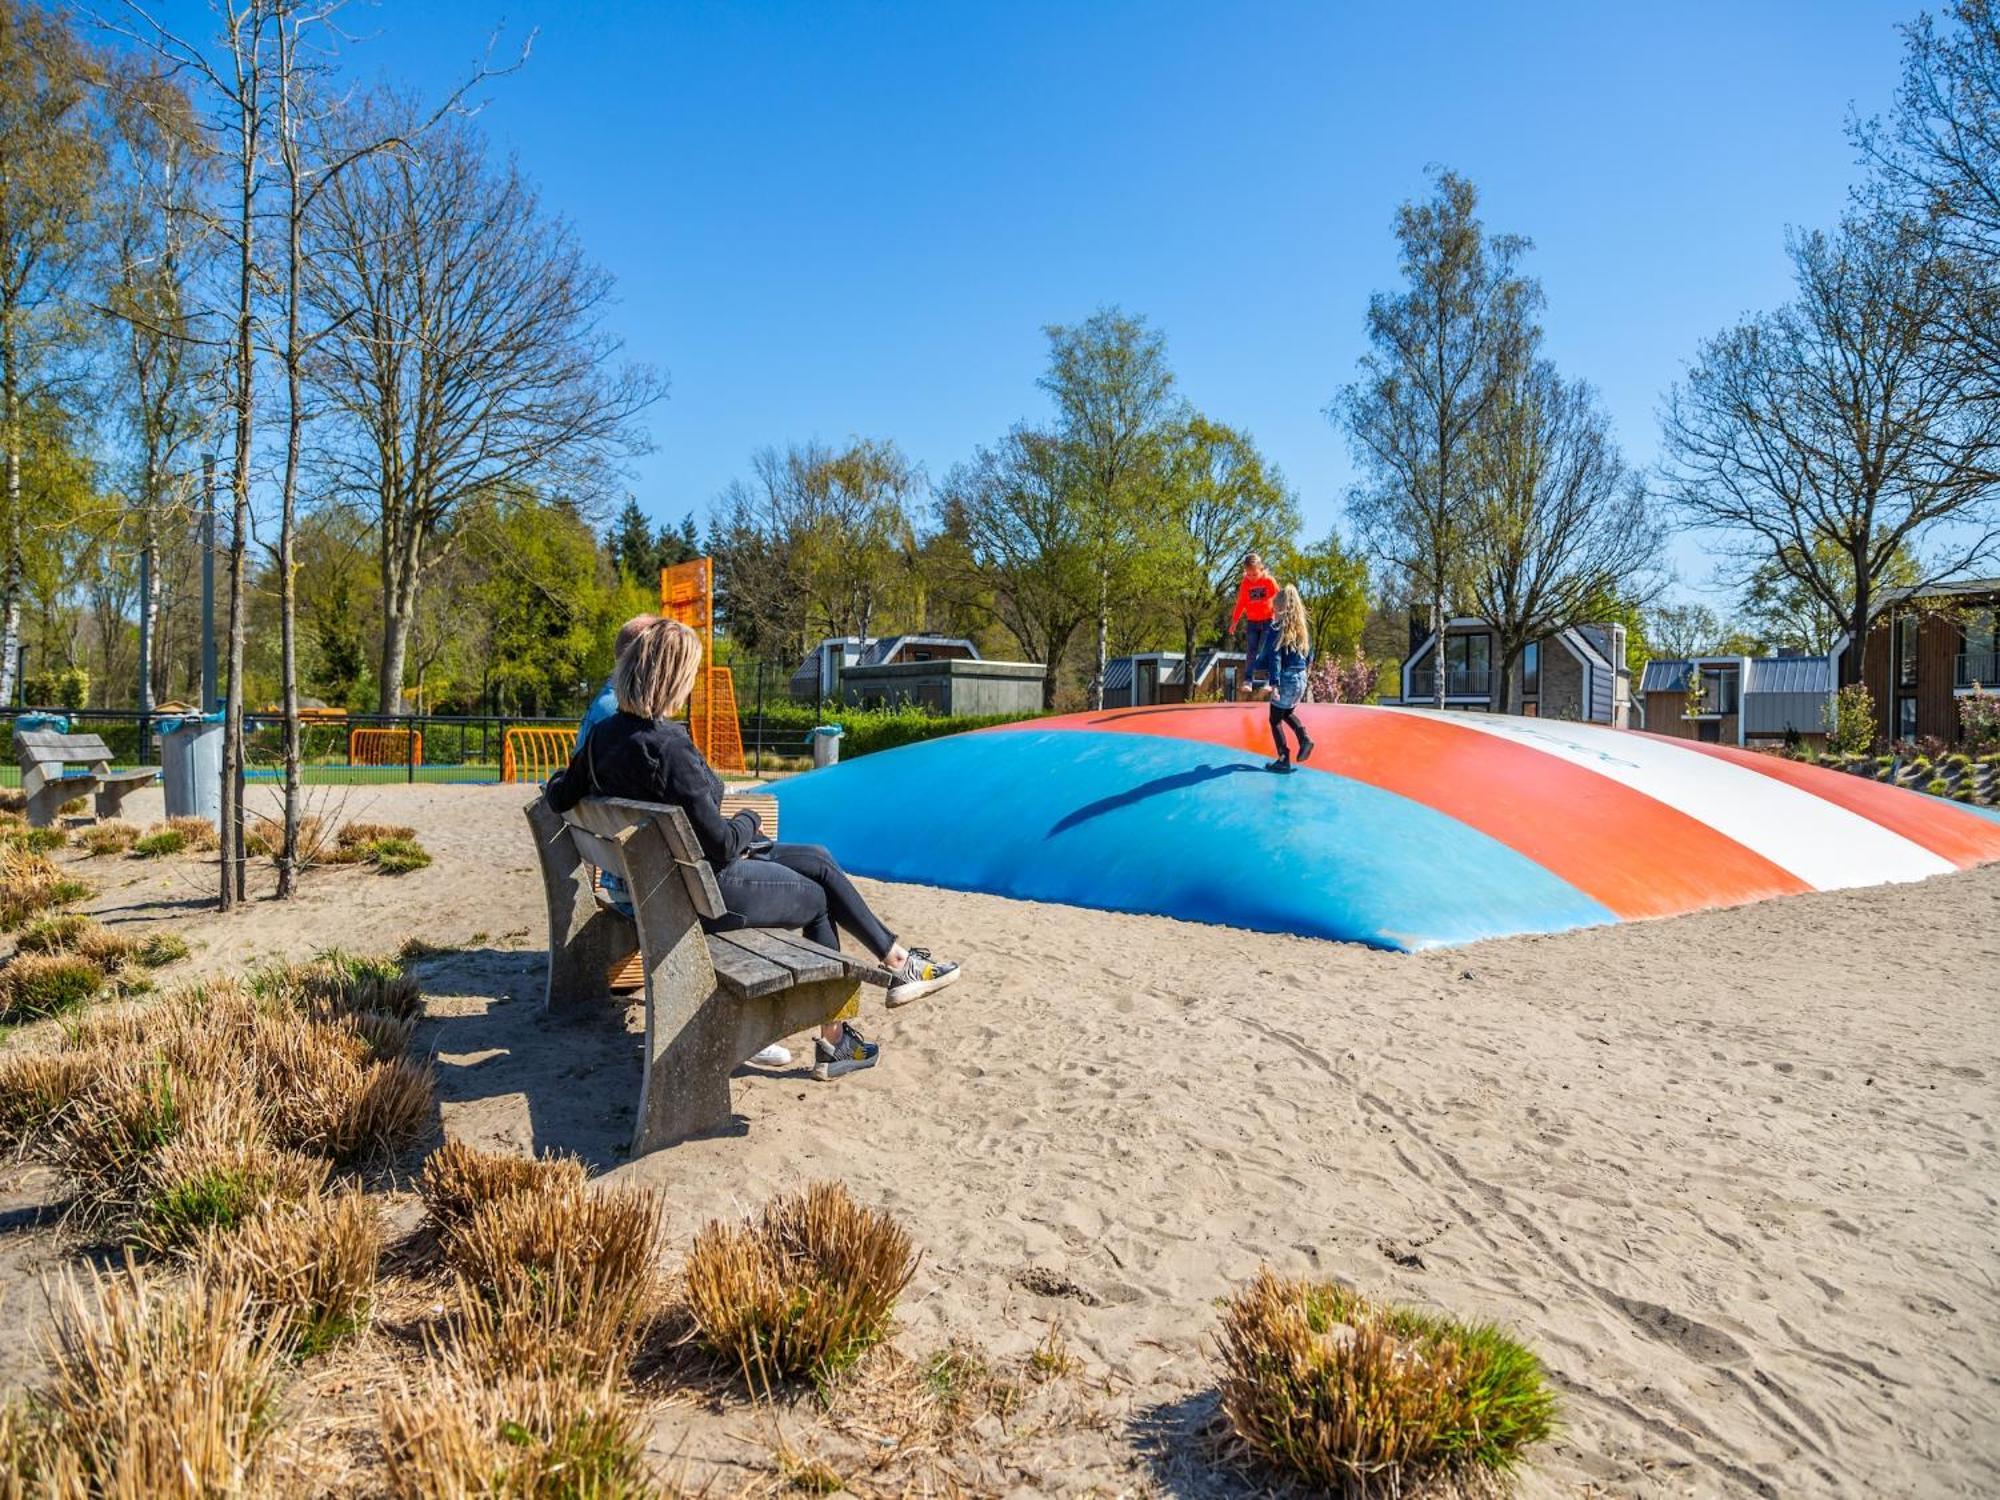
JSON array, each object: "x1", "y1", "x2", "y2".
[{"x1": 1377, "y1": 708, "x2": 1953, "y2": 891}]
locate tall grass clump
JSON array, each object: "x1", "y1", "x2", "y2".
[
  {"x1": 5, "y1": 1260, "x2": 286, "y2": 1498},
  {"x1": 0, "y1": 848, "x2": 91, "y2": 930},
  {"x1": 165, "y1": 816, "x2": 220, "y2": 852},
  {"x1": 0, "y1": 823, "x2": 69, "y2": 854},
  {"x1": 201, "y1": 1190, "x2": 382, "y2": 1355},
  {"x1": 329, "y1": 823, "x2": 432, "y2": 875},
  {"x1": 684, "y1": 1181, "x2": 919, "y2": 1388},
  {"x1": 446, "y1": 1178, "x2": 664, "y2": 1380},
  {"x1": 17, "y1": 914, "x2": 190, "y2": 976},
  {"x1": 75, "y1": 820, "x2": 139, "y2": 857},
  {"x1": 0, "y1": 953, "x2": 104, "y2": 1023},
  {"x1": 1215, "y1": 1269, "x2": 1556, "y2": 1497},
  {"x1": 381, "y1": 1361, "x2": 654, "y2": 1500},
  {"x1": 416, "y1": 1138, "x2": 587, "y2": 1233},
  {"x1": 131, "y1": 827, "x2": 188, "y2": 859}
]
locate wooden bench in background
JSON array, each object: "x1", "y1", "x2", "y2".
[
  {"x1": 16, "y1": 730, "x2": 160, "y2": 828},
  {"x1": 526, "y1": 792, "x2": 888, "y2": 1153}
]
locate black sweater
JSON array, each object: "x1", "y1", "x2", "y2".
[{"x1": 545, "y1": 712, "x2": 762, "y2": 869}]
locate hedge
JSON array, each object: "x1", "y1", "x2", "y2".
[{"x1": 742, "y1": 702, "x2": 1047, "y2": 759}]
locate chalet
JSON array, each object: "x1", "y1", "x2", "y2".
[
  {"x1": 1396, "y1": 617, "x2": 1631, "y2": 726},
  {"x1": 788, "y1": 635, "x2": 981, "y2": 704},
  {"x1": 1840, "y1": 579, "x2": 2000, "y2": 746},
  {"x1": 1101, "y1": 649, "x2": 1248, "y2": 708},
  {"x1": 1639, "y1": 654, "x2": 1833, "y2": 747}
]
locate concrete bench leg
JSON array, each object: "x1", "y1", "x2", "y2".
[
  {"x1": 525, "y1": 798, "x2": 637, "y2": 1012},
  {"x1": 26, "y1": 781, "x2": 93, "y2": 829}
]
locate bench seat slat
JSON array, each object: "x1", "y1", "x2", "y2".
[
  {"x1": 744, "y1": 927, "x2": 894, "y2": 986},
  {"x1": 714, "y1": 927, "x2": 845, "y2": 985},
  {"x1": 706, "y1": 937, "x2": 792, "y2": 999}
]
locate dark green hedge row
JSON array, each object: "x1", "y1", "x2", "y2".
[{"x1": 740, "y1": 702, "x2": 1045, "y2": 759}]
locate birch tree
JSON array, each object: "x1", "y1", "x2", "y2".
[{"x1": 1335, "y1": 170, "x2": 1538, "y2": 710}]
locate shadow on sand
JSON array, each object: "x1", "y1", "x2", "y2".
[{"x1": 404, "y1": 945, "x2": 806, "y2": 1172}]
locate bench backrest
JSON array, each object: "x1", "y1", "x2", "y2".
[
  {"x1": 562, "y1": 797, "x2": 729, "y2": 921},
  {"x1": 16, "y1": 730, "x2": 114, "y2": 768}
]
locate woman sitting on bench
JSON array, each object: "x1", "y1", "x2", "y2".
[{"x1": 545, "y1": 617, "x2": 961, "y2": 1081}]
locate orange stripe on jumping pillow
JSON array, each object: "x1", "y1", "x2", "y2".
[{"x1": 1038, "y1": 703, "x2": 1810, "y2": 921}]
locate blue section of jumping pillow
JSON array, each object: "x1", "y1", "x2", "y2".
[{"x1": 770, "y1": 728, "x2": 1616, "y2": 951}]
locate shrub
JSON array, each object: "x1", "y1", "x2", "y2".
[
  {"x1": 743, "y1": 701, "x2": 1047, "y2": 760},
  {"x1": 0, "y1": 953, "x2": 105, "y2": 1022},
  {"x1": 131, "y1": 827, "x2": 188, "y2": 859},
  {"x1": 368, "y1": 836, "x2": 432, "y2": 874},
  {"x1": 1927, "y1": 777, "x2": 1951, "y2": 796},
  {"x1": 200, "y1": 1190, "x2": 381, "y2": 1355},
  {"x1": 417, "y1": 1138, "x2": 588, "y2": 1233},
  {"x1": 447, "y1": 1180, "x2": 663, "y2": 1380},
  {"x1": 1216, "y1": 1268, "x2": 1556, "y2": 1496},
  {"x1": 684, "y1": 1181, "x2": 918, "y2": 1388},
  {"x1": 75, "y1": 820, "x2": 139, "y2": 857},
  {"x1": 16, "y1": 1261, "x2": 286, "y2": 1497},
  {"x1": 380, "y1": 1363, "x2": 653, "y2": 1500}
]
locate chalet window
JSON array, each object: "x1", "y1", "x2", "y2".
[
  {"x1": 1963, "y1": 610, "x2": 1999, "y2": 689},
  {"x1": 1697, "y1": 666, "x2": 1739, "y2": 715},
  {"x1": 1521, "y1": 642, "x2": 1540, "y2": 698},
  {"x1": 1135, "y1": 659, "x2": 1159, "y2": 707},
  {"x1": 1897, "y1": 695, "x2": 1918, "y2": 741},
  {"x1": 1443, "y1": 633, "x2": 1491, "y2": 694},
  {"x1": 1896, "y1": 614, "x2": 1918, "y2": 690}
]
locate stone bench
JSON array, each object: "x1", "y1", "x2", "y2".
[{"x1": 16, "y1": 729, "x2": 159, "y2": 828}]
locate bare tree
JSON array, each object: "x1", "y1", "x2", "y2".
[
  {"x1": 1336, "y1": 169, "x2": 1539, "y2": 710},
  {"x1": 939, "y1": 425, "x2": 1093, "y2": 709},
  {"x1": 1469, "y1": 360, "x2": 1659, "y2": 711},
  {"x1": 1661, "y1": 211, "x2": 2000, "y2": 684},
  {"x1": 306, "y1": 96, "x2": 664, "y2": 713},
  {"x1": 1643, "y1": 601, "x2": 1724, "y2": 661}
]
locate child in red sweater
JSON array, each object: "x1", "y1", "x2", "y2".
[{"x1": 1231, "y1": 553, "x2": 1280, "y2": 697}]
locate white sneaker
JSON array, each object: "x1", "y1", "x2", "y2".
[{"x1": 750, "y1": 1043, "x2": 791, "y2": 1067}]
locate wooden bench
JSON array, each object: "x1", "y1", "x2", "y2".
[
  {"x1": 525, "y1": 792, "x2": 888, "y2": 1154},
  {"x1": 16, "y1": 730, "x2": 160, "y2": 828}
]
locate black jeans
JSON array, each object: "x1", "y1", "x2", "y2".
[
  {"x1": 1269, "y1": 702, "x2": 1307, "y2": 759},
  {"x1": 713, "y1": 842, "x2": 896, "y2": 959}
]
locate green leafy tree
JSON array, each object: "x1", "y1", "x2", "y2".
[
  {"x1": 1278, "y1": 528, "x2": 1371, "y2": 662},
  {"x1": 1040, "y1": 308, "x2": 1178, "y2": 708},
  {"x1": 1153, "y1": 414, "x2": 1296, "y2": 674}
]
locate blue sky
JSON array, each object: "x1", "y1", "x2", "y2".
[{"x1": 185, "y1": 1, "x2": 1915, "y2": 606}]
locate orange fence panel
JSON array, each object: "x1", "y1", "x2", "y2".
[
  {"x1": 349, "y1": 727, "x2": 421, "y2": 766},
  {"x1": 691, "y1": 667, "x2": 746, "y2": 774},
  {"x1": 501, "y1": 727, "x2": 579, "y2": 784}
]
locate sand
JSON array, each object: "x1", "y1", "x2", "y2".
[{"x1": 3, "y1": 778, "x2": 1997, "y2": 1497}]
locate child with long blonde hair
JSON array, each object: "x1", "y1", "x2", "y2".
[{"x1": 1263, "y1": 584, "x2": 1315, "y2": 772}]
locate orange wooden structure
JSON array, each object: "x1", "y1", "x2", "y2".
[
  {"x1": 349, "y1": 727, "x2": 421, "y2": 766},
  {"x1": 501, "y1": 726, "x2": 580, "y2": 784},
  {"x1": 660, "y1": 558, "x2": 746, "y2": 774}
]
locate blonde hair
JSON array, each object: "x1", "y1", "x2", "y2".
[
  {"x1": 613, "y1": 613, "x2": 658, "y2": 657},
  {"x1": 1275, "y1": 584, "x2": 1309, "y2": 654},
  {"x1": 614, "y1": 618, "x2": 703, "y2": 721}
]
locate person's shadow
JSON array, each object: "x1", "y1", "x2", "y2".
[{"x1": 1047, "y1": 762, "x2": 1266, "y2": 839}]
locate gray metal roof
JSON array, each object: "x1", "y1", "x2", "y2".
[
  {"x1": 1639, "y1": 660, "x2": 1696, "y2": 694},
  {"x1": 1744, "y1": 655, "x2": 1833, "y2": 694},
  {"x1": 858, "y1": 635, "x2": 978, "y2": 666}
]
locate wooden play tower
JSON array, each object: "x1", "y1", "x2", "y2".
[{"x1": 660, "y1": 558, "x2": 746, "y2": 774}]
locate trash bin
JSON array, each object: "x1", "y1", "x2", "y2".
[
  {"x1": 810, "y1": 724, "x2": 844, "y2": 769},
  {"x1": 157, "y1": 713, "x2": 225, "y2": 823}
]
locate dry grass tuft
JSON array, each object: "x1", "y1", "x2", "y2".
[
  {"x1": 0, "y1": 953, "x2": 104, "y2": 1023},
  {"x1": 380, "y1": 1361, "x2": 656, "y2": 1500},
  {"x1": 0, "y1": 823, "x2": 68, "y2": 854},
  {"x1": 137, "y1": 1130, "x2": 329, "y2": 1252},
  {"x1": 18, "y1": 915, "x2": 190, "y2": 976},
  {"x1": 339, "y1": 821, "x2": 416, "y2": 847},
  {"x1": 165, "y1": 816, "x2": 221, "y2": 852},
  {"x1": 14, "y1": 912, "x2": 91, "y2": 953},
  {"x1": 74, "y1": 820, "x2": 139, "y2": 857},
  {"x1": 200, "y1": 1189, "x2": 382, "y2": 1355},
  {"x1": 1215, "y1": 1268, "x2": 1556, "y2": 1497},
  {"x1": 0, "y1": 849, "x2": 91, "y2": 930},
  {"x1": 448, "y1": 1180, "x2": 664, "y2": 1380},
  {"x1": 416, "y1": 1139, "x2": 588, "y2": 1233},
  {"x1": 0, "y1": 1049, "x2": 100, "y2": 1149},
  {"x1": 11, "y1": 1260, "x2": 287, "y2": 1498},
  {"x1": 130, "y1": 826, "x2": 189, "y2": 859},
  {"x1": 684, "y1": 1181, "x2": 919, "y2": 1389},
  {"x1": 253, "y1": 949, "x2": 423, "y2": 1023}
]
